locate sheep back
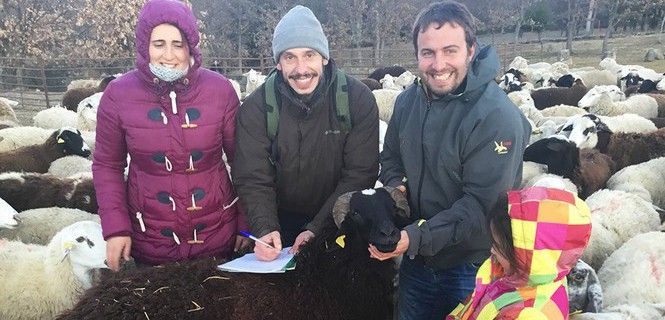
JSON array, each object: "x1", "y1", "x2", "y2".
[
  {"x1": 61, "y1": 87, "x2": 99, "y2": 112},
  {"x1": 0, "y1": 207, "x2": 99, "y2": 245}
]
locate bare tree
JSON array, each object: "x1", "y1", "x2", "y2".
[{"x1": 601, "y1": 0, "x2": 627, "y2": 56}]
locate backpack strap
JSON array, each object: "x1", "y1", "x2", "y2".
[
  {"x1": 264, "y1": 70, "x2": 279, "y2": 141},
  {"x1": 334, "y1": 69, "x2": 351, "y2": 134}
]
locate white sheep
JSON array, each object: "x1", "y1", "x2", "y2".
[
  {"x1": 0, "y1": 98, "x2": 19, "y2": 123},
  {"x1": 573, "y1": 69, "x2": 618, "y2": 89},
  {"x1": 66, "y1": 78, "x2": 100, "y2": 91},
  {"x1": 229, "y1": 78, "x2": 242, "y2": 101},
  {"x1": 0, "y1": 221, "x2": 107, "y2": 320},
  {"x1": 0, "y1": 126, "x2": 52, "y2": 152},
  {"x1": 588, "y1": 93, "x2": 658, "y2": 118},
  {"x1": 578, "y1": 85, "x2": 626, "y2": 109},
  {"x1": 33, "y1": 106, "x2": 78, "y2": 130},
  {"x1": 243, "y1": 69, "x2": 267, "y2": 97},
  {"x1": 598, "y1": 232, "x2": 665, "y2": 308},
  {"x1": 524, "y1": 173, "x2": 578, "y2": 194},
  {"x1": 0, "y1": 197, "x2": 19, "y2": 229},
  {"x1": 606, "y1": 157, "x2": 665, "y2": 208},
  {"x1": 372, "y1": 88, "x2": 401, "y2": 122},
  {"x1": 48, "y1": 155, "x2": 93, "y2": 178},
  {"x1": 379, "y1": 120, "x2": 388, "y2": 153},
  {"x1": 561, "y1": 114, "x2": 657, "y2": 149},
  {"x1": 520, "y1": 161, "x2": 547, "y2": 188},
  {"x1": 394, "y1": 71, "x2": 416, "y2": 89},
  {"x1": 0, "y1": 207, "x2": 100, "y2": 245},
  {"x1": 600, "y1": 57, "x2": 663, "y2": 83},
  {"x1": 76, "y1": 92, "x2": 103, "y2": 132},
  {"x1": 571, "y1": 303, "x2": 665, "y2": 320},
  {"x1": 581, "y1": 189, "x2": 661, "y2": 270},
  {"x1": 380, "y1": 74, "x2": 403, "y2": 90},
  {"x1": 540, "y1": 104, "x2": 586, "y2": 118}
]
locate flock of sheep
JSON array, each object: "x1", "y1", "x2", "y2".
[{"x1": 1, "y1": 54, "x2": 665, "y2": 319}]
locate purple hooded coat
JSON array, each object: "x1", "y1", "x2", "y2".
[{"x1": 92, "y1": 0, "x2": 247, "y2": 265}]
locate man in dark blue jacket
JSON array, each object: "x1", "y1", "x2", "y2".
[{"x1": 370, "y1": 1, "x2": 531, "y2": 319}]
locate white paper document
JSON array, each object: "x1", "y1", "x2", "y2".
[{"x1": 217, "y1": 246, "x2": 296, "y2": 273}]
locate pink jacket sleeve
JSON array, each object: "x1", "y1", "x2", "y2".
[{"x1": 92, "y1": 85, "x2": 132, "y2": 240}]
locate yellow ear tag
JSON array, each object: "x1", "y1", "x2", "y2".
[
  {"x1": 417, "y1": 219, "x2": 426, "y2": 227},
  {"x1": 57, "y1": 138, "x2": 65, "y2": 144},
  {"x1": 63, "y1": 241, "x2": 74, "y2": 251},
  {"x1": 335, "y1": 235, "x2": 346, "y2": 248}
]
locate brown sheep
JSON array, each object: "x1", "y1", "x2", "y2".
[
  {"x1": 646, "y1": 93, "x2": 665, "y2": 117},
  {"x1": 61, "y1": 87, "x2": 98, "y2": 112},
  {"x1": 0, "y1": 127, "x2": 91, "y2": 174},
  {"x1": 596, "y1": 127, "x2": 665, "y2": 170},
  {"x1": 0, "y1": 172, "x2": 97, "y2": 213},
  {"x1": 531, "y1": 79, "x2": 588, "y2": 110}
]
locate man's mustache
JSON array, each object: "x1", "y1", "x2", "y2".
[{"x1": 288, "y1": 72, "x2": 318, "y2": 80}]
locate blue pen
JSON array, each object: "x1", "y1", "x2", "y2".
[{"x1": 239, "y1": 230, "x2": 276, "y2": 249}]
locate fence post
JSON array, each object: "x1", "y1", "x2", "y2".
[{"x1": 41, "y1": 64, "x2": 51, "y2": 108}]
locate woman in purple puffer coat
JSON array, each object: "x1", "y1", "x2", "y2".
[{"x1": 92, "y1": 0, "x2": 249, "y2": 270}]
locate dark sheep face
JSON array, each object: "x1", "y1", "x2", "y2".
[
  {"x1": 523, "y1": 137, "x2": 579, "y2": 178},
  {"x1": 57, "y1": 127, "x2": 91, "y2": 157},
  {"x1": 342, "y1": 188, "x2": 402, "y2": 253},
  {"x1": 621, "y1": 73, "x2": 643, "y2": 86},
  {"x1": 555, "y1": 74, "x2": 575, "y2": 88}
]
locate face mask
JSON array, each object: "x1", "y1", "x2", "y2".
[{"x1": 149, "y1": 63, "x2": 188, "y2": 82}]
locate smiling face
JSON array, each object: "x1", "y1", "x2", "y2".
[
  {"x1": 149, "y1": 23, "x2": 190, "y2": 71},
  {"x1": 276, "y1": 48, "x2": 328, "y2": 95},
  {"x1": 417, "y1": 22, "x2": 475, "y2": 96}
]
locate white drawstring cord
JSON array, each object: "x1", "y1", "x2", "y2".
[
  {"x1": 182, "y1": 112, "x2": 198, "y2": 128},
  {"x1": 135, "y1": 212, "x2": 146, "y2": 232},
  {"x1": 223, "y1": 197, "x2": 239, "y2": 210},
  {"x1": 188, "y1": 228, "x2": 204, "y2": 244},
  {"x1": 169, "y1": 91, "x2": 177, "y2": 114},
  {"x1": 186, "y1": 154, "x2": 195, "y2": 172},
  {"x1": 164, "y1": 156, "x2": 173, "y2": 172},
  {"x1": 169, "y1": 196, "x2": 176, "y2": 211},
  {"x1": 161, "y1": 111, "x2": 168, "y2": 125},
  {"x1": 172, "y1": 232, "x2": 181, "y2": 245},
  {"x1": 187, "y1": 193, "x2": 202, "y2": 211}
]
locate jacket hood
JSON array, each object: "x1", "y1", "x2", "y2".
[
  {"x1": 447, "y1": 186, "x2": 591, "y2": 320},
  {"x1": 135, "y1": 0, "x2": 202, "y2": 88},
  {"x1": 507, "y1": 186, "x2": 592, "y2": 286},
  {"x1": 463, "y1": 44, "x2": 501, "y2": 94}
]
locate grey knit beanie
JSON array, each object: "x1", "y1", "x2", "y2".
[{"x1": 272, "y1": 5, "x2": 329, "y2": 63}]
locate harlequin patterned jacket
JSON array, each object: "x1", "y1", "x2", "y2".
[
  {"x1": 447, "y1": 186, "x2": 592, "y2": 320},
  {"x1": 92, "y1": 0, "x2": 247, "y2": 265}
]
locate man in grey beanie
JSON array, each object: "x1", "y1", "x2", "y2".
[{"x1": 234, "y1": 5, "x2": 380, "y2": 261}]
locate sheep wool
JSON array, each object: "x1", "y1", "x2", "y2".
[
  {"x1": 0, "y1": 207, "x2": 100, "y2": 245},
  {"x1": 598, "y1": 232, "x2": 665, "y2": 308},
  {"x1": 0, "y1": 221, "x2": 107, "y2": 320}
]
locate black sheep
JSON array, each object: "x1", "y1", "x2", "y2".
[{"x1": 56, "y1": 187, "x2": 409, "y2": 320}]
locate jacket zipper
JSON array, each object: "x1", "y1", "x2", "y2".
[{"x1": 416, "y1": 100, "x2": 432, "y2": 218}]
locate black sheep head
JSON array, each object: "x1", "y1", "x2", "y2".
[
  {"x1": 621, "y1": 72, "x2": 643, "y2": 86},
  {"x1": 555, "y1": 74, "x2": 575, "y2": 88},
  {"x1": 332, "y1": 187, "x2": 410, "y2": 253},
  {"x1": 523, "y1": 137, "x2": 579, "y2": 178},
  {"x1": 55, "y1": 127, "x2": 91, "y2": 158}
]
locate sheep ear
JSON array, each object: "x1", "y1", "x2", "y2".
[
  {"x1": 332, "y1": 191, "x2": 355, "y2": 228},
  {"x1": 383, "y1": 186, "x2": 411, "y2": 219}
]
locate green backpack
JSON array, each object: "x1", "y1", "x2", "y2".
[{"x1": 263, "y1": 69, "x2": 351, "y2": 141}]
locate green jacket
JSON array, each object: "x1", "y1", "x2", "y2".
[
  {"x1": 380, "y1": 45, "x2": 531, "y2": 269},
  {"x1": 234, "y1": 61, "x2": 379, "y2": 237}
]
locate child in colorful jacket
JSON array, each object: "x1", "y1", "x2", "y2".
[{"x1": 447, "y1": 182, "x2": 592, "y2": 319}]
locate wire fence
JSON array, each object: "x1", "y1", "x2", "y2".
[{"x1": 0, "y1": 42, "x2": 556, "y2": 123}]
